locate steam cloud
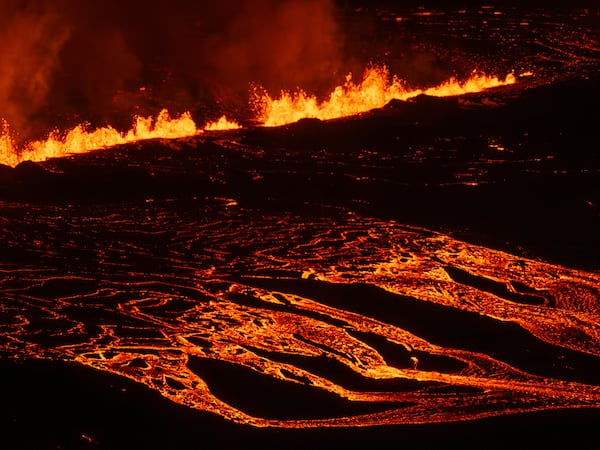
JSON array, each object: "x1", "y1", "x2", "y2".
[{"x1": 0, "y1": 0, "x2": 341, "y2": 141}]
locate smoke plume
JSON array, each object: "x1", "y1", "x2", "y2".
[
  {"x1": 0, "y1": 0, "x2": 341, "y2": 141},
  {"x1": 0, "y1": 1, "x2": 71, "y2": 140}
]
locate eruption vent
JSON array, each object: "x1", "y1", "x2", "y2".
[
  {"x1": 0, "y1": 112, "x2": 239, "y2": 167},
  {"x1": 0, "y1": 65, "x2": 517, "y2": 167},
  {"x1": 254, "y1": 66, "x2": 516, "y2": 127}
]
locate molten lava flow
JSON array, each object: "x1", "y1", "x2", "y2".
[
  {"x1": 254, "y1": 66, "x2": 516, "y2": 127},
  {"x1": 1, "y1": 206, "x2": 599, "y2": 427},
  {"x1": 0, "y1": 110, "x2": 240, "y2": 167}
]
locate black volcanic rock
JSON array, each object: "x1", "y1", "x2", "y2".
[
  {"x1": 14, "y1": 160, "x2": 51, "y2": 178},
  {"x1": 0, "y1": 163, "x2": 14, "y2": 184}
]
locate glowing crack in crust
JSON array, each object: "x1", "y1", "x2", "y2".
[{"x1": 0, "y1": 205, "x2": 598, "y2": 427}]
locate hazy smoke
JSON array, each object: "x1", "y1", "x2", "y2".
[
  {"x1": 0, "y1": 0, "x2": 341, "y2": 141},
  {"x1": 0, "y1": 1, "x2": 71, "y2": 139}
]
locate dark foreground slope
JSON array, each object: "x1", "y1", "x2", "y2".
[{"x1": 2, "y1": 359, "x2": 599, "y2": 450}]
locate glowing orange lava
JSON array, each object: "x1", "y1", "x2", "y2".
[
  {"x1": 2, "y1": 211, "x2": 598, "y2": 427},
  {"x1": 0, "y1": 66, "x2": 516, "y2": 167},
  {"x1": 254, "y1": 66, "x2": 516, "y2": 127},
  {"x1": 0, "y1": 110, "x2": 240, "y2": 167},
  {"x1": 204, "y1": 115, "x2": 242, "y2": 131}
]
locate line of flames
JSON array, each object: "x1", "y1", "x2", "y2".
[
  {"x1": 0, "y1": 111, "x2": 240, "y2": 167},
  {"x1": 254, "y1": 66, "x2": 516, "y2": 127},
  {"x1": 0, "y1": 66, "x2": 517, "y2": 167}
]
